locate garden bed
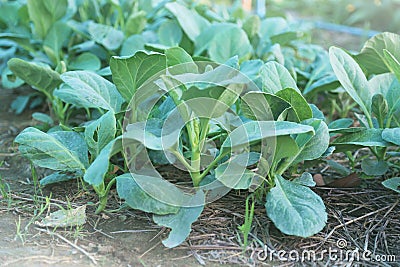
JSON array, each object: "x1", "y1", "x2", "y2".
[
  {"x1": 1, "y1": 0, "x2": 400, "y2": 266},
  {"x1": 1, "y1": 89, "x2": 399, "y2": 266}
]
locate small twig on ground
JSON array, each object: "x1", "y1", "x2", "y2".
[
  {"x1": 324, "y1": 202, "x2": 396, "y2": 242},
  {"x1": 0, "y1": 152, "x2": 19, "y2": 157},
  {"x1": 35, "y1": 227, "x2": 98, "y2": 265},
  {"x1": 149, "y1": 227, "x2": 166, "y2": 242},
  {"x1": 110, "y1": 229, "x2": 157, "y2": 234},
  {"x1": 364, "y1": 200, "x2": 399, "y2": 251},
  {"x1": 139, "y1": 241, "x2": 161, "y2": 258},
  {"x1": 10, "y1": 193, "x2": 80, "y2": 208}
]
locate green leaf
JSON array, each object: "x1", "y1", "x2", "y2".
[
  {"x1": 84, "y1": 138, "x2": 120, "y2": 187},
  {"x1": 215, "y1": 153, "x2": 260, "y2": 189},
  {"x1": 27, "y1": 0, "x2": 68, "y2": 39},
  {"x1": 125, "y1": 10, "x2": 147, "y2": 36},
  {"x1": 240, "y1": 59, "x2": 263, "y2": 82},
  {"x1": 303, "y1": 51, "x2": 339, "y2": 95},
  {"x1": 0, "y1": 33, "x2": 35, "y2": 53},
  {"x1": 325, "y1": 159, "x2": 351, "y2": 176},
  {"x1": 328, "y1": 118, "x2": 354, "y2": 130},
  {"x1": 32, "y1": 112, "x2": 53, "y2": 125},
  {"x1": 110, "y1": 51, "x2": 166, "y2": 102},
  {"x1": 56, "y1": 71, "x2": 124, "y2": 112},
  {"x1": 158, "y1": 20, "x2": 183, "y2": 47},
  {"x1": 355, "y1": 32, "x2": 400, "y2": 75},
  {"x1": 153, "y1": 190, "x2": 204, "y2": 248},
  {"x1": 332, "y1": 128, "x2": 389, "y2": 147},
  {"x1": 241, "y1": 91, "x2": 289, "y2": 121},
  {"x1": 270, "y1": 31, "x2": 299, "y2": 46},
  {"x1": 43, "y1": 21, "x2": 71, "y2": 64},
  {"x1": 383, "y1": 49, "x2": 400, "y2": 82},
  {"x1": 371, "y1": 94, "x2": 388, "y2": 126},
  {"x1": 382, "y1": 177, "x2": 400, "y2": 193},
  {"x1": 243, "y1": 15, "x2": 260, "y2": 38},
  {"x1": 1, "y1": 66, "x2": 25, "y2": 89},
  {"x1": 368, "y1": 73, "x2": 397, "y2": 99},
  {"x1": 274, "y1": 136, "x2": 299, "y2": 162},
  {"x1": 165, "y1": 47, "x2": 198, "y2": 74},
  {"x1": 69, "y1": 52, "x2": 101, "y2": 71},
  {"x1": 303, "y1": 75, "x2": 339, "y2": 95},
  {"x1": 292, "y1": 172, "x2": 316, "y2": 187},
  {"x1": 15, "y1": 127, "x2": 88, "y2": 172},
  {"x1": 382, "y1": 128, "x2": 400, "y2": 145},
  {"x1": 383, "y1": 76, "x2": 400, "y2": 124},
  {"x1": 207, "y1": 26, "x2": 252, "y2": 62},
  {"x1": 329, "y1": 47, "x2": 371, "y2": 116},
  {"x1": 276, "y1": 88, "x2": 313, "y2": 121},
  {"x1": 40, "y1": 172, "x2": 75, "y2": 186},
  {"x1": 180, "y1": 85, "x2": 243, "y2": 118},
  {"x1": 221, "y1": 121, "x2": 314, "y2": 153},
  {"x1": 310, "y1": 104, "x2": 325, "y2": 120},
  {"x1": 8, "y1": 58, "x2": 62, "y2": 97},
  {"x1": 293, "y1": 119, "x2": 329, "y2": 163},
  {"x1": 124, "y1": 118, "x2": 180, "y2": 150},
  {"x1": 88, "y1": 21, "x2": 124, "y2": 51},
  {"x1": 0, "y1": 1, "x2": 20, "y2": 28},
  {"x1": 10, "y1": 95, "x2": 30, "y2": 114},
  {"x1": 165, "y1": 2, "x2": 210, "y2": 42},
  {"x1": 361, "y1": 158, "x2": 388, "y2": 176},
  {"x1": 194, "y1": 23, "x2": 237, "y2": 56},
  {"x1": 84, "y1": 111, "x2": 116, "y2": 158},
  {"x1": 265, "y1": 175, "x2": 327, "y2": 237},
  {"x1": 260, "y1": 61, "x2": 299, "y2": 94},
  {"x1": 120, "y1": 35, "x2": 145, "y2": 56},
  {"x1": 116, "y1": 173, "x2": 180, "y2": 215},
  {"x1": 259, "y1": 17, "x2": 289, "y2": 38}
]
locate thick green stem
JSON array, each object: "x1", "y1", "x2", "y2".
[
  {"x1": 171, "y1": 150, "x2": 196, "y2": 172},
  {"x1": 196, "y1": 151, "x2": 229, "y2": 182},
  {"x1": 94, "y1": 178, "x2": 117, "y2": 214},
  {"x1": 95, "y1": 195, "x2": 108, "y2": 214},
  {"x1": 191, "y1": 118, "x2": 211, "y2": 187},
  {"x1": 191, "y1": 148, "x2": 202, "y2": 187}
]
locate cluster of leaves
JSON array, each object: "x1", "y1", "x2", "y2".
[
  {"x1": 3, "y1": 0, "x2": 400, "y2": 248},
  {"x1": 329, "y1": 32, "x2": 400, "y2": 193}
]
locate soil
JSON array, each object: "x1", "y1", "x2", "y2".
[{"x1": 1, "y1": 86, "x2": 400, "y2": 267}]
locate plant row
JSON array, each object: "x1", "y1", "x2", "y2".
[{"x1": 1, "y1": 0, "x2": 400, "y2": 248}]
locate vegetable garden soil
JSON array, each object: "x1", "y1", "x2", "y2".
[{"x1": 1, "y1": 88, "x2": 400, "y2": 267}]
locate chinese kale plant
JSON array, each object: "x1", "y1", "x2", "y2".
[
  {"x1": 112, "y1": 47, "x2": 329, "y2": 246},
  {"x1": 13, "y1": 46, "x2": 330, "y2": 248},
  {"x1": 329, "y1": 32, "x2": 400, "y2": 193},
  {"x1": 7, "y1": 0, "x2": 364, "y2": 249}
]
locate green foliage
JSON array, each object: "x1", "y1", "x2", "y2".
[
  {"x1": 7, "y1": 0, "x2": 400, "y2": 251},
  {"x1": 27, "y1": 0, "x2": 68, "y2": 39},
  {"x1": 265, "y1": 174, "x2": 327, "y2": 237},
  {"x1": 329, "y1": 33, "x2": 400, "y2": 175}
]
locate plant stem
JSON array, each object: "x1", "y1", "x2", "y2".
[
  {"x1": 94, "y1": 177, "x2": 117, "y2": 214},
  {"x1": 191, "y1": 149, "x2": 201, "y2": 187},
  {"x1": 197, "y1": 151, "x2": 229, "y2": 181},
  {"x1": 170, "y1": 150, "x2": 196, "y2": 172}
]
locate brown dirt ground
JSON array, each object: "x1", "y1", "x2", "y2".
[{"x1": 1, "y1": 86, "x2": 399, "y2": 267}]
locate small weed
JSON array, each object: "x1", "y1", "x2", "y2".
[{"x1": 238, "y1": 194, "x2": 255, "y2": 251}]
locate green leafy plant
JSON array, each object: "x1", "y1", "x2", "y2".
[
  {"x1": 329, "y1": 32, "x2": 400, "y2": 184},
  {"x1": 7, "y1": 0, "x2": 379, "y2": 250},
  {"x1": 109, "y1": 47, "x2": 329, "y2": 247},
  {"x1": 330, "y1": 35, "x2": 400, "y2": 178}
]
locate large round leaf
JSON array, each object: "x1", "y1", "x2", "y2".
[{"x1": 265, "y1": 175, "x2": 327, "y2": 237}]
